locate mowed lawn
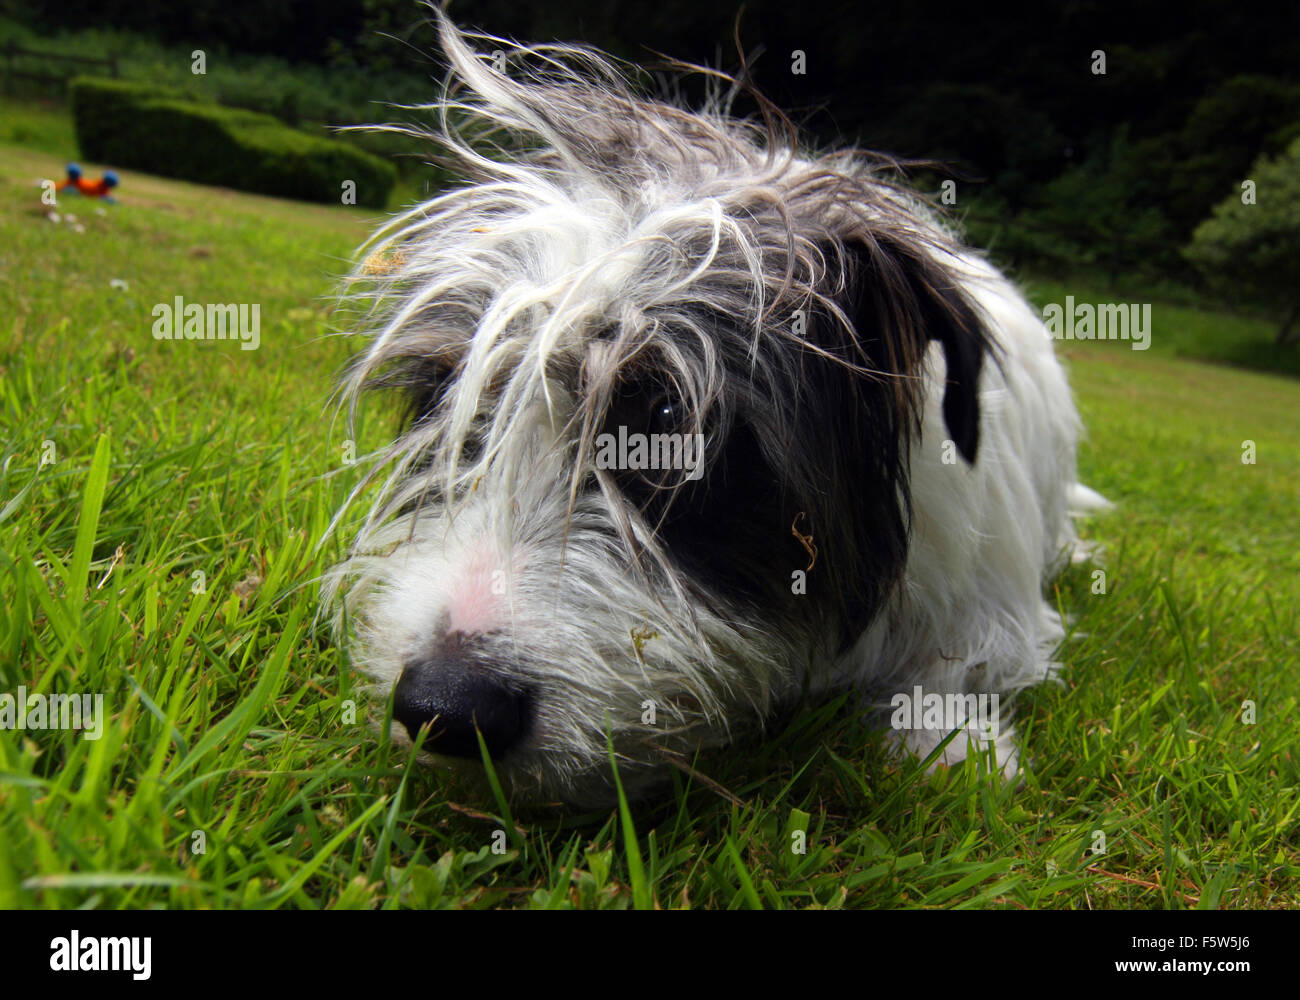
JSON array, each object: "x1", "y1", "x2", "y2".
[{"x1": 1, "y1": 125, "x2": 1297, "y2": 909}]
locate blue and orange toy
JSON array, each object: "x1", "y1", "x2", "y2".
[{"x1": 57, "y1": 163, "x2": 119, "y2": 202}]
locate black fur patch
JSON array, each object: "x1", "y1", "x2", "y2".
[{"x1": 599, "y1": 234, "x2": 992, "y2": 648}]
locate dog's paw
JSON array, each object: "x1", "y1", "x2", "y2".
[{"x1": 892, "y1": 722, "x2": 1022, "y2": 782}]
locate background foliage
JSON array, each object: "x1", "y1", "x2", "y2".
[{"x1": 3, "y1": 0, "x2": 1297, "y2": 327}]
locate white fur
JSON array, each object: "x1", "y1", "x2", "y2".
[{"x1": 851, "y1": 252, "x2": 1102, "y2": 774}]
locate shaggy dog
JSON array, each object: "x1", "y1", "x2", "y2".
[{"x1": 326, "y1": 14, "x2": 1106, "y2": 807}]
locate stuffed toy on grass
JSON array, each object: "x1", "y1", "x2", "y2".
[{"x1": 57, "y1": 163, "x2": 119, "y2": 203}]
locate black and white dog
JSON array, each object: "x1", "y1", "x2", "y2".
[{"x1": 326, "y1": 15, "x2": 1107, "y2": 806}]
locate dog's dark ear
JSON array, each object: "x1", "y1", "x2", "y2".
[{"x1": 837, "y1": 230, "x2": 990, "y2": 464}]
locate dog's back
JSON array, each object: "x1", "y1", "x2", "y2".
[{"x1": 843, "y1": 247, "x2": 1106, "y2": 771}]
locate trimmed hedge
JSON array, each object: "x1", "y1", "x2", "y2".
[{"x1": 69, "y1": 77, "x2": 395, "y2": 208}]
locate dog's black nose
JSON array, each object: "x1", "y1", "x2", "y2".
[{"x1": 392, "y1": 656, "x2": 529, "y2": 758}]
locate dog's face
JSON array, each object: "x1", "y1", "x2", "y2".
[{"x1": 329, "y1": 19, "x2": 989, "y2": 805}]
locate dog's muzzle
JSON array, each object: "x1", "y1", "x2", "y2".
[{"x1": 392, "y1": 641, "x2": 531, "y2": 758}]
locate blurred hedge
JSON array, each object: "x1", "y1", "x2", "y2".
[{"x1": 69, "y1": 76, "x2": 395, "y2": 208}]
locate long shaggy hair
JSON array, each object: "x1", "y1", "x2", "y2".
[{"x1": 324, "y1": 13, "x2": 1106, "y2": 806}]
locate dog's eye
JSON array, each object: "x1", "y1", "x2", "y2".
[
  {"x1": 647, "y1": 393, "x2": 676, "y2": 436},
  {"x1": 597, "y1": 376, "x2": 708, "y2": 518},
  {"x1": 606, "y1": 379, "x2": 681, "y2": 437}
]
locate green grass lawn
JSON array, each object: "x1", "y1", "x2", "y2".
[{"x1": 1, "y1": 121, "x2": 1297, "y2": 909}]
